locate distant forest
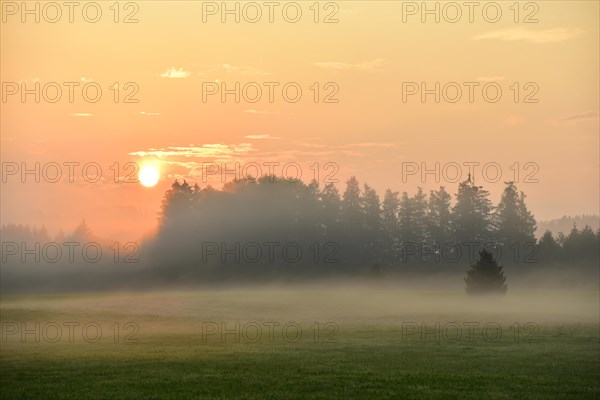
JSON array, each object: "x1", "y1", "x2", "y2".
[
  {"x1": 143, "y1": 175, "x2": 599, "y2": 280},
  {"x1": 2, "y1": 175, "x2": 599, "y2": 284},
  {"x1": 537, "y1": 215, "x2": 600, "y2": 237}
]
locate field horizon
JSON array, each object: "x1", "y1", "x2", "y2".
[{"x1": 1, "y1": 287, "x2": 598, "y2": 399}]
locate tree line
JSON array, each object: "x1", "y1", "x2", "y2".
[
  {"x1": 2, "y1": 175, "x2": 597, "y2": 282},
  {"x1": 143, "y1": 175, "x2": 599, "y2": 280}
]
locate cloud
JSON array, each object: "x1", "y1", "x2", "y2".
[
  {"x1": 244, "y1": 109, "x2": 280, "y2": 115},
  {"x1": 70, "y1": 113, "x2": 92, "y2": 117},
  {"x1": 130, "y1": 143, "x2": 256, "y2": 159},
  {"x1": 474, "y1": 28, "x2": 583, "y2": 43},
  {"x1": 314, "y1": 58, "x2": 384, "y2": 72},
  {"x1": 159, "y1": 67, "x2": 191, "y2": 79},
  {"x1": 139, "y1": 111, "x2": 160, "y2": 116},
  {"x1": 80, "y1": 77, "x2": 93, "y2": 83},
  {"x1": 560, "y1": 111, "x2": 599, "y2": 122},
  {"x1": 244, "y1": 134, "x2": 280, "y2": 140}
]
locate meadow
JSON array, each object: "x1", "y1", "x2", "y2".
[{"x1": 1, "y1": 288, "x2": 598, "y2": 399}]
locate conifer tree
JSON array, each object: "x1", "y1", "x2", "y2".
[{"x1": 465, "y1": 249, "x2": 507, "y2": 296}]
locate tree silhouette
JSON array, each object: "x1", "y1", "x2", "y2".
[
  {"x1": 495, "y1": 182, "x2": 536, "y2": 247},
  {"x1": 452, "y1": 177, "x2": 494, "y2": 244},
  {"x1": 140, "y1": 173, "x2": 600, "y2": 282},
  {"x1": 382, "y1": 189, "x2": 400, "y2": 263},
  {"x1": 427, "y1": 186, "x2": 452, "y2": 245},
  {"x1": 465, "y1": 249, "x2": 507, "y2": 296},
  {"x1": 398, "y1": 188, "x2": 427, "y2": 244},
  {"x1": 362, "y1": 183, "x2": 383, "y2": 260}
]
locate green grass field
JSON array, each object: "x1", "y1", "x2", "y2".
[{"x1": 1, "y1": 289, "x2": 598, "y2": 399}]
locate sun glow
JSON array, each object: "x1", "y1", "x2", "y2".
[{"x1": 139, "y1": 165, "x2": 160, "y2": 187}]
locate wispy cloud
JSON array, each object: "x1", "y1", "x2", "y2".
[
  {"x1": 560, "y1": 111, "x2": 599, "y2": 122},
  {"x1": 130, "y1": 143, "x2": 255, "y2": 159},
  {"x1": 315, "y1": 58, "x2": 384, "y2": 72},
  {"x1": 295, "y1": 141, "x2": 402, "y2": 149},
  {"x1": 159, "y1": 67, "x2": 191, "y2": 79},
  {"x1": 70, "y1": 113, "x2": 92, "y2": 117},
  {"x1": 139, "y1": 111, "x2": 160, "y2": 116},
  {"x1": 244, "y1": 134, "x2": 280, "y2": 140},
  {"x1": 474, "y1": 28, "x2": 583, "y2": 44}
]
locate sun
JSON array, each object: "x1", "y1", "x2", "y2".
[{"x1": 139, "y1": 165, "x2": 160, "y2": 187}]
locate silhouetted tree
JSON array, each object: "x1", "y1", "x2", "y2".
[
  {"x1": 159, "y1": 180, "x2": 197, "y2": 227},
  {"x1": 320, "y1": 182, "x2": 341, "y2": 239},
  {"x1": 368, "y1": 262, "x2": 383, "y2": 279},
  {"x1": 398, "y1": 188, "x2": 427, "y2": 244},
  {"x1": 382, "y1": 189, "x2": 400, "y2": 262},
  {"x1": 362, "y1": 183, "x2": 383, "y2": 260},
  {"x1": 538, "y1": 230, "x2": 560, "y2": 261},
  {"x1": 495, "y1": 182, "x2": 536, "y2": 247},
  {"x1": 427, "y1": 186, "x2": 452, "y2": 245},
  {"x1": 68, "y1": 219, "x2": 95, "y2": 242},
  {"x1": 465, "y1": 249, "x2": 507, "y2": 296},
  {"x1": 452, "y1": 177, "x2": 494, "y2": 244},
  {"x1": 340, "y1": 176, "x2": 363, "y2": 230}
]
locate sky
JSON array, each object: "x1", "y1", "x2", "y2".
[{"x1": 1, "y1": 0, "x2": 599, "y2": 241}]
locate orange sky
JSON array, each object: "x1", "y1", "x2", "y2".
[{"x1": 1, "y1": 1, "x2": 599, "y2": 241}]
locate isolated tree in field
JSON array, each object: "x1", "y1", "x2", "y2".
[
  {"x1": 465, "y1": 249, "x2": 507, "y2": 296},
  {"x1": 368, "y1": 262, "x2": 383, "y2": 279}
]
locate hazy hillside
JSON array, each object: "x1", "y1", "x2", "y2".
[{"x1": 537, "y1": 215, "x2": 600, "y2": 237}]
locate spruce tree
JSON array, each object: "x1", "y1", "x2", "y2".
[
  {"x1": 465, "y1": 249, "x2": 507, "y2": 296},
  {"x1": 495, "y1": 182, "x2": 536, "y2": 246},
  {"x1": 452, "y1": 177, "x2": 494, "y2": 244}
]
